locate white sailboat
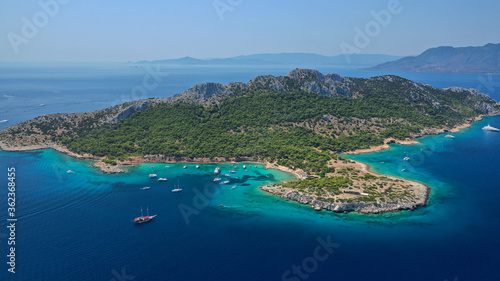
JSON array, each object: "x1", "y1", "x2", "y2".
[
  {"x1": 483, "y1": 124, "x2": 500, "y2": 132},
  {"x1": 172, "y1": 179, "x2": 182, "y2": 193}
]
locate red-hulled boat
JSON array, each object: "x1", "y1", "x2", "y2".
[{"x1": 134, "y1": 207, "x2": 157, "y2": 224}]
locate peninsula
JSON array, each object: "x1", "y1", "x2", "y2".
[{"x1": 1, "y1": 69, "x2": 499, "y2": 213}]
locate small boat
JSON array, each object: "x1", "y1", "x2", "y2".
[
  {"x1": 165, "y1": 166, "x2": 170, "y2": 168},
  {"x1": 218, "y1": 204, "x2": 224, "y2": 207},
  {"x1": 445, "y1": 134, "x2": 455, "y2": 139},
  {"x1": 224, "y1": 174, "x2": 230, "y2": 177},
  {"x1": 142, "y1": 186, "x2": 150, "y2": 190},
  {"x1": 220, "y1": 180, "x2": 230, "y2": 184},
  {"x1": 158, "y1": 178, "x2": 167, "y2": 182},
  {"x1": 232, "y1": 185, "x2": 237, "y2": 189},
  {"x1": 196, "y1": 164, "x2": 200, "y2": 169},
  {"x1": 214, "y1": 167, "x2": 220, "y2": 174},
  {"x1": 483, "y1": 124, "x2": 500, "y2": 132},
  {"x1": 66, "y1": 170, "x2": 74, "y2": 174},
  {"x1": 229, "y1": 170, "x2": 236, "y2": 173},
  {"x1": 243, "y1": 165, "x2": 247, "y2": 169},
  {"x1": 134, "y1": 207, "x2": 156, "y2": 224},
  {"x1": 149, "y1": 174, "x2": 157, "y2": 178},
  {"x1": 403, "y1": 157, "x2": 410, "y2": 161},
  {"x1": 183, "y1": 165, "x2": 187, "y2": 169},
  {"x1": 213, "y1": 178, "x2": 222, "y2": 182},
  {"x1": 0, "y1": 119, "x2": 8, "y2": 123},
  {"x1": 38, "y1": 103, "x2": 45, "y2": 107},
  {"x1": 401, "y1": 169, "x2": 406, "y2": 172},
  {"x1": 172, "y1": 179, "x2": 182, "y2": 192}
]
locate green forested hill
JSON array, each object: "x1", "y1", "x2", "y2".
[
  {"x1": 2, "y1": 70, "x2": 499, "y2": 175},
  {"x1": 59, "y1": 74, "x2": 499, "y2": 174}
]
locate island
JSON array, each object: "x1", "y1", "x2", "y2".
[
  {"x1": 1, "y1": 69, "x2": 499, "y2": 213},
  {"x1": 367, "y1": 43, "x2": 500, "y2": 74}
]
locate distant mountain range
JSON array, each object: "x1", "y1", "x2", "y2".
[
  {"x1": 367, "y1": 43, "x2": 500, "y2": 74},
  {"x1": 136, "y1": 53, "x2": 403, "y2": 67}
]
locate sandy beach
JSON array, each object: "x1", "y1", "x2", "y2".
[{"x1": 345, "y1": 138, "x2": 421, "y2": 155}]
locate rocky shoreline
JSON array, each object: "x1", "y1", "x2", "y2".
[
  {"x1": 261, "y1": 185, "x2": 429, "y2": 214},
  {"x1": 0, "y1": 116, "x2": 484, "y2": 214},
  {"x1": 345, "y1": 117, "x2": 481, "y2": 155},
  {"x1": 261, "y1": 160, "x2": 430, "y2": 214},
  {"x1": 258, "y1": 119, "x2": 480, "y2": 214},
  {"x1": 0, "y1": 139, "x2": 430, "y2": 214}
]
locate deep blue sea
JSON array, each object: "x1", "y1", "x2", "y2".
[{"x1": 0, "y1": 64, "x2": 499, "y2": 280}]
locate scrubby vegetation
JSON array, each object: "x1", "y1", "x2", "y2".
[{"x1": 59, "y1": 82, "x2": 494, "y2": 174}]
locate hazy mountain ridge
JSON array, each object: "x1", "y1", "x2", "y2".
[
  {"x1": 136, "y1": 53, "x2": 403, "y2": 66},
  {"x1": 367, "y1": 43, "x2": 500, "y2": 74}
]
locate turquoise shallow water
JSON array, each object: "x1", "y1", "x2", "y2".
[{"x1": 1, "y1": 117, "x2": 499, "y2": 280}]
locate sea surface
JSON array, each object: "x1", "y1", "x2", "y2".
[{"x1": 0, "y1": 64, "x2": 499, "y2": 280}]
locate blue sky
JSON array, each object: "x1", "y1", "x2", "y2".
[{"x1": 1, "y1": 0, "x2": 499, "y2": 62}]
